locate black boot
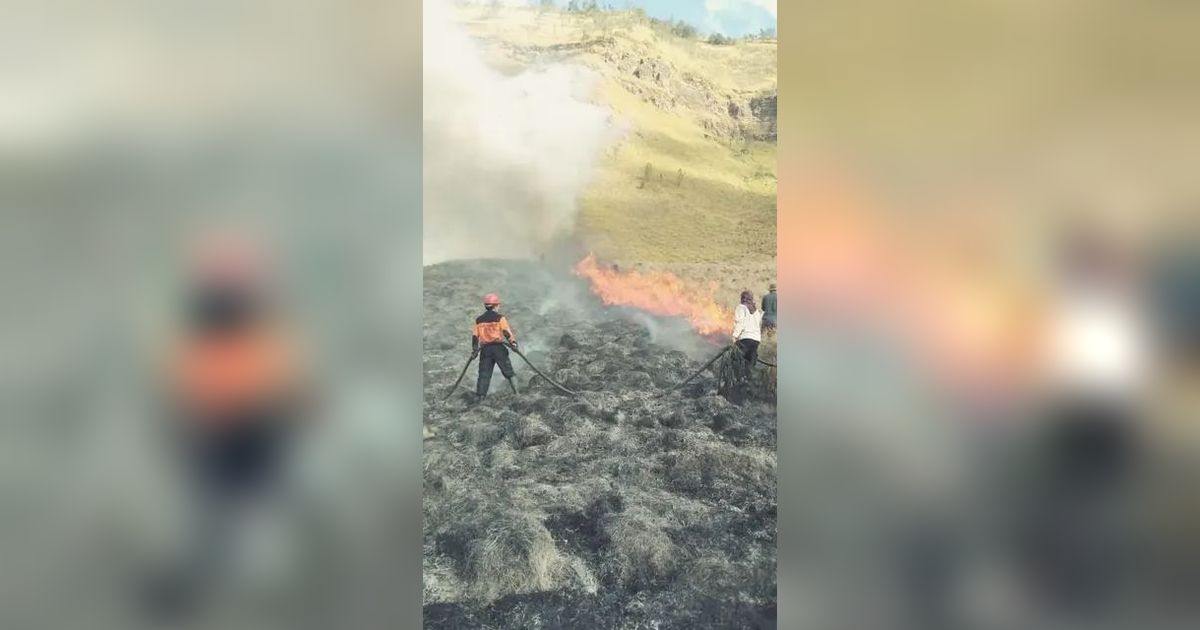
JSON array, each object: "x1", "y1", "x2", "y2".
[{"x1": 506, "y1": 377, "x2": 518, "y2": 395}]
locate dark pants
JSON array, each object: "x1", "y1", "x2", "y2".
[
  {"x1": 735, "y1": 339, "x2": 759, "y2": 381},
  {"x1": 1020, "y1": 397, "x2": 1137, "y2": 615},
  {"x1": 477, "y1": 343, "x2": 515, "y2": 396},
  {"x1": 149, "y1": 408, "x2": 291, "y2": 618},
  {"x1": 191, "y1": 417, "x2": 288, "y2": 500}
]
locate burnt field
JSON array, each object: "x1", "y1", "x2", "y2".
[{"x1": 422, "y1": 260, "x2": 777, "y2": 629}]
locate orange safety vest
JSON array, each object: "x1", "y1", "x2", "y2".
[
  {"x1": 171, "y1": 328, "x2": 297, "y2": 424},
  {"x1": 473, "y1": 310, "x2": 515, "y2": 345}
]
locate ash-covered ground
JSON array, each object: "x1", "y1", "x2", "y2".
[{"x1": 423, "y1": 260, "x2": 777, "y2": 629}]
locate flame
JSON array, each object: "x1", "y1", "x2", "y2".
[
  {"x1": 573, "y1": 254, "x2": 733, "y2": 336},
  {"x1": 780, "y1": 162, "x2": 1042, "y2": 393}
]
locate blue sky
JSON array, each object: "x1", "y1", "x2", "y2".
[{"x1": 557, "y1": 0, "x2": 776, "y2": 37}]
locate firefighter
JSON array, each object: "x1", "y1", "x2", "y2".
[
  {"x1": 472, "y1": 293, "x2": 518, "y2": 398},
  {"x1": 147, "y1": 236, "x2": 308, "y2": 618}
]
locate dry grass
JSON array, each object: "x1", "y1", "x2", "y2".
[
  {"x1": 506, "y1": 413, "x2": 555, "y2": 449},
  {"x1": 455, "y1": 421, "x2": 506, "y2": 449},
  {"x1": 465, "y1": 512, "x2": 569, "y2": 603},
  {"x1": 433, "y1": 502, "x2": 571, "y2": 604},
  {"x1": 423, "y1": 553, "x2": 467, "y2": 604},
  {"x1": 599, "y1": 505, "x2": 679, "y2": 590},
  {"x1": 668, "y1": 442, "x2": 776, "y2": 512},
  {"x1": 576, "y1": 73, "x2": 775, "y2": 266}
]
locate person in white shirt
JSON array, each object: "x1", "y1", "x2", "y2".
[
  {"x1": 732, "y1": 289, "x2": 764, "y2": 383},
  {"x1": 1023, "y1": 221, "x2": 1145, "y2": 616}
]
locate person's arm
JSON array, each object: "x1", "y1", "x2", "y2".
[
  {"x1": 471, "y1": 321, "x2": 480, "y2": 355},
  {"x1": 278, "y1": 332, "x2": 320, "y2": 427},
  {"x1": 732, "y1": 305, "x2": 746, "y2": 341},
  {"x1": 501, "y1": 316, "x2": 516, "y2": 347}
]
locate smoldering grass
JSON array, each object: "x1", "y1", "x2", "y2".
[{"x1": 423, "y1": 260, "x2": 775, "y2": 624}]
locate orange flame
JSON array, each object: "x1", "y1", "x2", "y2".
[{"x1": 573, "y1": 254, "x2": 733, "y2": 336}]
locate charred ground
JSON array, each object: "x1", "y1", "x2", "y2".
[{"x1": 423, "y1": 260, "x2": 776, "y2": 629}]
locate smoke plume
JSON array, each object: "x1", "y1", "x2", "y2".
[{"x1": 422, "y1": 0, "x2": 615, "y2": 265}]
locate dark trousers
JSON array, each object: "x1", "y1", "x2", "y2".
[
  {"x1": 477, "y1": 343, "x2": 515, "y2": 396},
  {"x1": 735, "y1": 339, "x2": 759, "y2": 381},
  {"x1": 150, "y1": 409, "x2": 290, "y2": 617},
  {"x1": 1020, "y1": 397, "x2": 1137, "y2": 615}
]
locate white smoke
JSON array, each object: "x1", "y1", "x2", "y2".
[{"x1": 422, "y1": 0, "x2": 615, "y2": 265}]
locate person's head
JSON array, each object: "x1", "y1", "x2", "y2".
[
  {"x1": 483, "y1": 293, "x2": 501, "y2": 310},
  {"x1": 188, "y1": 230, "x2": 271, "y2": 290},
  {"x1": 769, "y1": 283, "x2": 776, "y2": 293},
  {"x1": 185, "y1": 232, "x2": 272, "y2": 336},
  {"x1": 1055, "y1": 217, "x2": 1131, "y2": 286},
  {"x1": 740, "y1": 289, "x2": 755, "y2": 306},
  {"x1": 188, "y1": 283, "x2": 260, "y2": 336}
]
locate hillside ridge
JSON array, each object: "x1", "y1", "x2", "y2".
[{"x1": 453, "y1": 6, "x2": 777, "y2": 301}]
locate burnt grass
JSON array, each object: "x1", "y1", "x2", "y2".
[{"x1": 423, "y1": 260, "x2": 777, "y2": 629}]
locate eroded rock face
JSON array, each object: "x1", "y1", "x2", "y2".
[
  {"x1": 749, "y1": 92, "x2": 777, "y2": 141},
  {"x1": 478, "y1": 32, "x2": 777, "y2": 145},
  {"x1": 422, "y1": 260, "x2": 776, "y2": 627}
]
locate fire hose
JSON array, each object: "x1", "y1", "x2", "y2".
[
  {"x1": 444, "y1": 341, "x2": 767, "y2": 401},
  {"x1": 442, "y1": 343, "x2": 581, "y2": 400},
  {"x1": 504, "y1": 342, "x2": 580, "y2": 397},
  {"x1": 654, "y1": 345, "x2": 732, "y2": 398},
  {"x1": 441, "y1": 353, "x2": 477, "y2": 401}
]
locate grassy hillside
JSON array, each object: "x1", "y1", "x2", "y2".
[{"x1": 453, "y1": 7, "x2": 777, "y2": 303}]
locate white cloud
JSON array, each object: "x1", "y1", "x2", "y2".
[
  {"x1": 748, "y1": 0, "x2": 777, "y2": 16},
  {"x1": 702, "y1": 0, "x2": 776, "y2": 36},
  {"x1": 705, "y1": 0, "x2": 777, "y2": 18}
]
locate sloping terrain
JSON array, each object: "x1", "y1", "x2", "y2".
[
  {"x1": 451, "y1": 7, "x2": 777, "y2": 305},
  {"x1": 422, "y1": 260, "x2": 776, "y2": 628}
]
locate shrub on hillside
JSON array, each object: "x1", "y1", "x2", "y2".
[
  {"x1": 670, "y1": 20, "x2": 697, "y2": 39},
  {"x1": 566, "y1": 0, "x2": 598, "y2": 12}
]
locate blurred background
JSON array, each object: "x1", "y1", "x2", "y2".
[
  {"x1": 1, "y1": 2, "x2": 423, "y2": 628},
  {"x1": 778, "y1": 1, "x2": 1200, "y2": 628}
]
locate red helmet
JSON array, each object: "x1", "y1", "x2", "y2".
[
  {"x1": 483, "y1": 293, "x2": 501, "y2": 306},
  {"x1": 190, "y1": 231, "x2": 270, "y2": 289}
]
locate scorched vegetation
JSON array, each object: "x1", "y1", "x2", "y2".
[{"x1": 423, "y1": 260, "x2": 776, "y2": 629}]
